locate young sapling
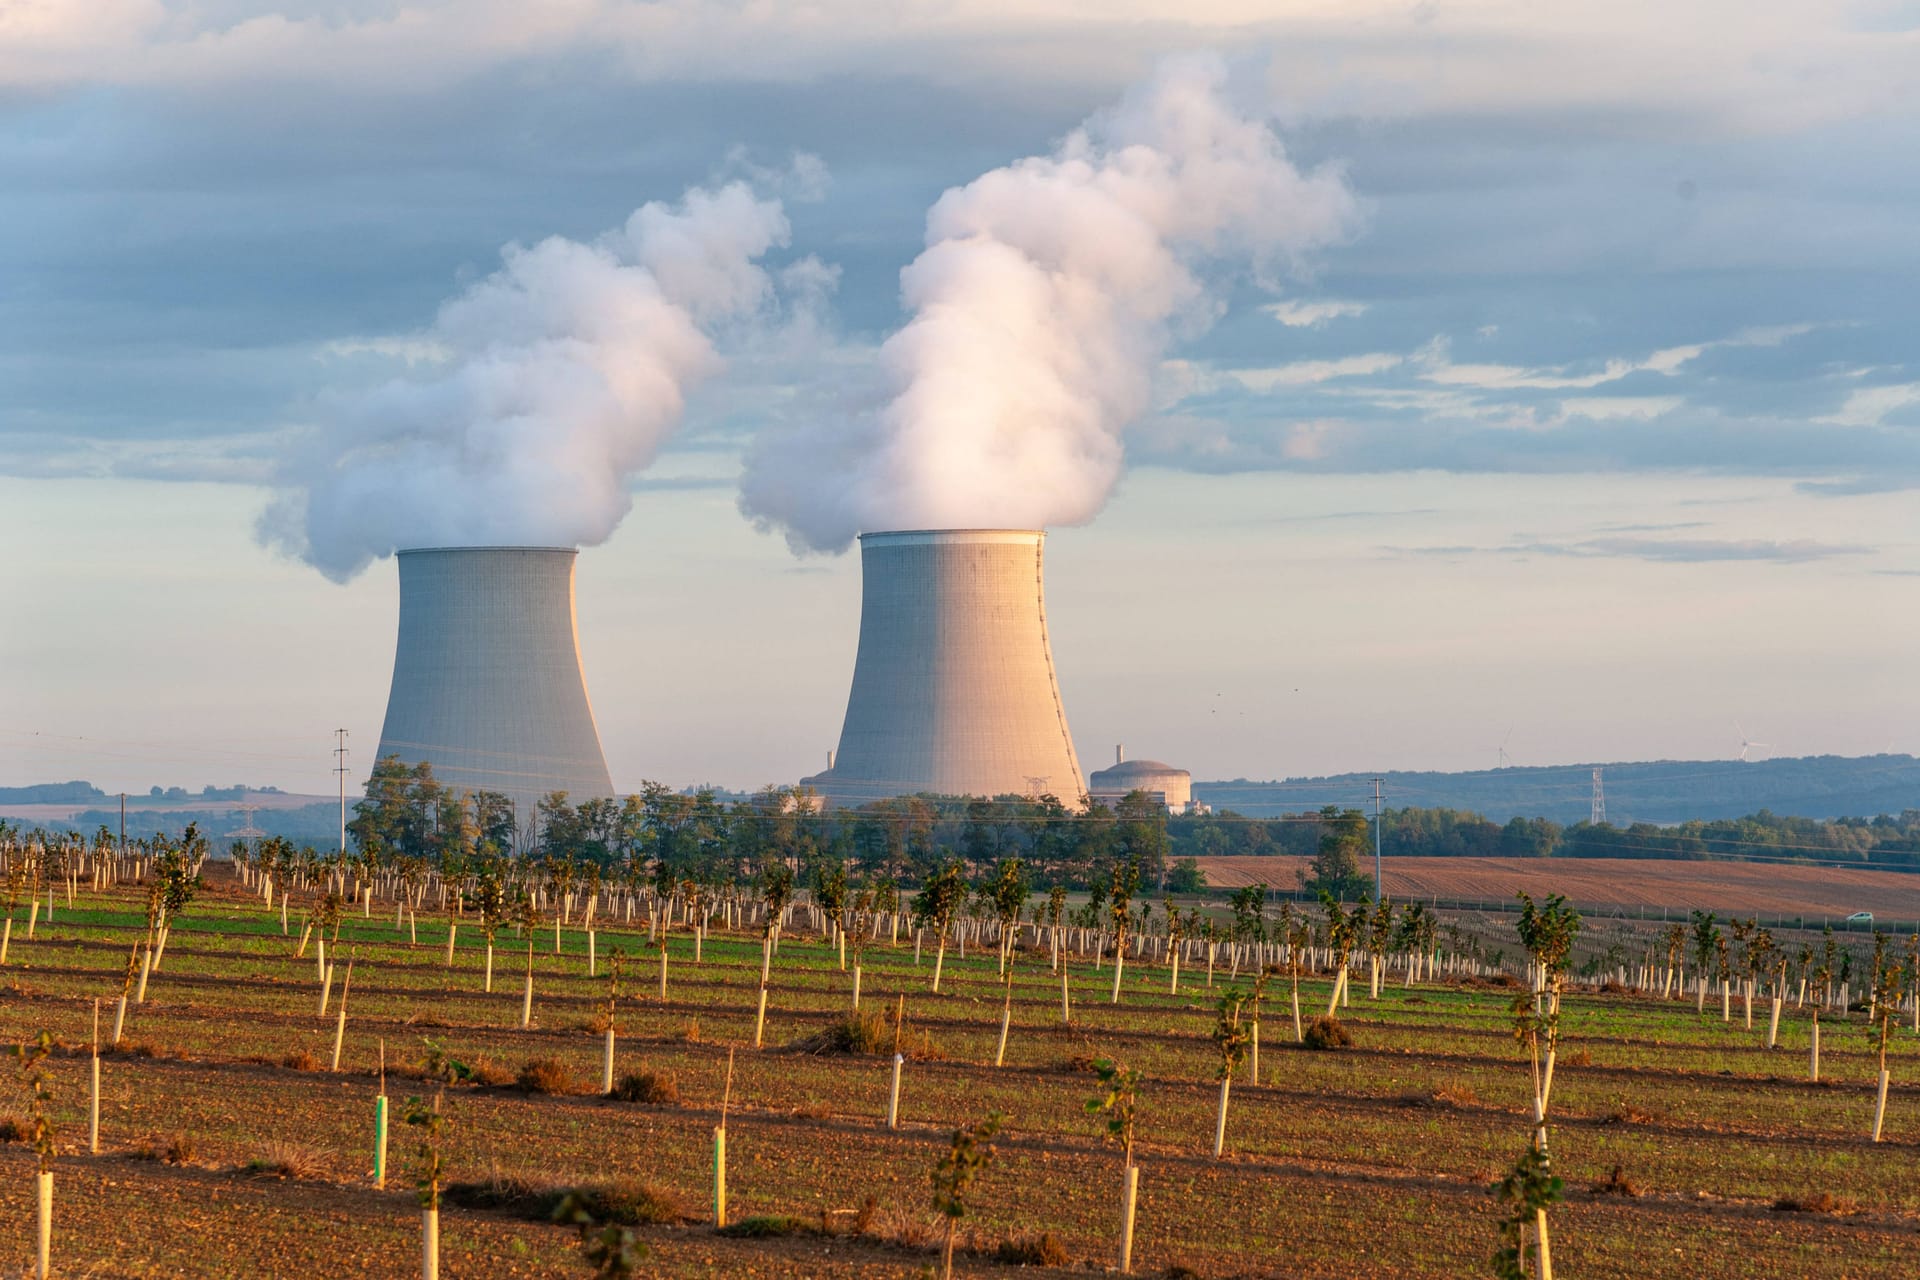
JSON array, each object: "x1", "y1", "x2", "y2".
[
  {"x1": 912, "y1": 861, "x2": 968, "y2": 994},
  {"x1": 1492, "y1": 1141, "x2": 1562, "y2": 1280},
  {"x1": 714, "y1": 1047, "x2": 734, "y2": 1228},
  {"x1": 16, "y1": 1030, "x2": 56, "y2": 1280},
  {"x1": 930, "y1": 1111, "x2": 1002, "y2": 1280},
  {"x1": 1210, "y1": 987, "x2": 1254, "y2": 1158},
  {"x1": 405, "y1": 1092, "x2": 448, "y2": 1280},
  {"x1": 601, "y1": 953, "x2": 624, "y2": 1095},
  {"x1": 1086, "y1": 1057, "x2": 1142, "y2": 1274}
]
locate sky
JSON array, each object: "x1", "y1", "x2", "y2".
[{"x1": 2, "y1": 1, "x2": 1916, "y2": 797}]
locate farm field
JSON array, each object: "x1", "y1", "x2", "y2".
[
  {"x1": 1191, "y1": 855, "x2": 1920, "y2": 919},
  {"x1": 0, "y1": 867, "x2": 1916, "y2": 1278}
]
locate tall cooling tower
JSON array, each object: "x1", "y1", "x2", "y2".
[
  {"x1": 375, "y1": 547, "x2": 614, "y2": 819},
  {"x1": 805, "y1": 529, "x2": 1085, "y2": 806}
]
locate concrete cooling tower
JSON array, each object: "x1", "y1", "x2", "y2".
[
  {"x1": 375, "y1": 547, "x2": 614, "y2": 820},
  {"x1": 804, "y1": 529, "x2": 1085, "y2": 807}
]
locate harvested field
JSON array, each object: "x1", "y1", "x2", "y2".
[{"x1": 1192, "y1": 855, "x2": 1920, "y2": 918}]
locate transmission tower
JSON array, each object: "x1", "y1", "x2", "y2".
[
  {"x1": 1590, "y1": 768, "x2": 1607, "y2": 825},
  {"x1": 334, "y1": 729, "x2": 350, "y2": 854},
  {"x1": 226, "y1": 803, "x2": 266, "y2": 852}
]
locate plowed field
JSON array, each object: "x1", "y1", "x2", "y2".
[{"x1": 1192, "y1": 855, "x2": 1918, "y2": 918}]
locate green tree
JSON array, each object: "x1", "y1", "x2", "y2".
[
  {"x1": 913, "y1": 860, "x2": 969, "y2": 992},
  {"x1": 1301, "y1": 807, "x2": 1372, "y2": 901},
  {"x1": 1512, "y1": 891, "x2": 1581, "y2": 1148},
  {"x1": 987, "y1": 857, "x2": 1029, "y2": 974}
]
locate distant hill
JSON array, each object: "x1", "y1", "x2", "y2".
[
  {"x1": 1197, "y1": 754, "x2": 1920, "y2": 826},
  {"x1": 0, "y1": 781, "x2": 108, "y2": 805},
  {"x1": 62, "y1": 802, "x2": 344, "y2": 844}
]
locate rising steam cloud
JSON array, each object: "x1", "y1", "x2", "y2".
[
  {"x1": 739, "y1": 54, "x2": 1360, "y2": 552},
  {"x1": 263, "y1": 181, "x2": 792, "y2": 580}
]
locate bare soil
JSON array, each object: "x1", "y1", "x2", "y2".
[{"x1": 1191, "y1": 855, "x2": 1917, "y2": 917}]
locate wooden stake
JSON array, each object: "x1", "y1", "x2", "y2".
[
  {"x1": 331, "y1": 959, "x2": 355, "y2": 1071},
  {"x1": 89, "y1": 999, "x2": 100, "y2": 1155}
]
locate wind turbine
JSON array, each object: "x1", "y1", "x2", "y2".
[
  {"x1": 1479, "y1": 728, "x2": 1515, "y2": 770},
  {"x1": 1736, "y1": 722, "x2": 1771, "y2": 762}
]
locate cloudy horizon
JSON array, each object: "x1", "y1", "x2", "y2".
[{"x1": 3, "y1": 2, "x2": 1915, "y2": 796}]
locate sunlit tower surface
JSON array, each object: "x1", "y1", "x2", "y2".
[
  {"x1": 374, "y1": 547, "x2": 614, "y2": 821},
  {"x1": 804, "y1": 529, "x2": 1085, "y2": 807},
  {"x1": 1591, "y1": 767, "x2": 1607, "y2": 825}
]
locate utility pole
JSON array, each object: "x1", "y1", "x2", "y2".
[
  {"x1": 1371, "y1": 777, "x2": 1384, "y2": 902},
  {"x1": 334, "y1": 729, "x2": 350, "y2": 855},
  {"x1": 119, "y1": 793, "x2": 126, "y2": 855},
  {"x1": 1590, "y1": 768, "x2": 1606, "y2": 826}
]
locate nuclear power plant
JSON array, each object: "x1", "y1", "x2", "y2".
[
  {"x1": 374, "y1": 546, "x2": 614, "y2": 821},
  {"x1": 803, "y1": 529, "x2": 1085, "y2": 806}
]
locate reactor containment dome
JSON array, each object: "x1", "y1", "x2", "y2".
[
  {"x1": 374, "y1": 546, "x2": 614, "y2": 821},
  {"x1": 804, "y1": 529, "x2": 1085, "y2": 807}
]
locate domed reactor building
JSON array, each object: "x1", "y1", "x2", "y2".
[
  {"x1": 374, "y1": 546, "x2": 615, "y2": 823},
  {"x1": 1088, "y1": 746, "x2": 1194, "y2": 814},
  {"x1": 804, "y1": 529, "x2": 1085, "y2": 807}
]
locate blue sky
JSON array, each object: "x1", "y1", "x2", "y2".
[{"x1": 2, "y1": 2, "x2": 1916, "y2": 795}]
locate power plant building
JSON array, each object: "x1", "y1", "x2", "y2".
[
  {"x1": 1088, "y1": 746, "x2": 1195, "y2": 814},
  {"x1": 804, "y1": 529, "x2": 1085, "y2": 806},
  {"x1": 374, "y1": 546, "x2": 614, "y2": 822}
]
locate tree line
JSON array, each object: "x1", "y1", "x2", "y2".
[{"x1": 1170, "y1": 805, "x2": 1920, "y2": 870}]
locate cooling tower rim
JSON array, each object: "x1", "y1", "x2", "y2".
[
  {"x1": 396, "y1": 545, "x2": 578, "y2": 557},
  {"x1": 858, "y1": 528, "x2": 1044, "y2": 546}
]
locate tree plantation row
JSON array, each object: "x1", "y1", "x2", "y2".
[{"x1": 0, "y1": 823, "x2": 1917, "y2": 1278}]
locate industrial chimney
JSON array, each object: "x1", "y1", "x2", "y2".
[
  {"x1": 374, "y1": 547, "x2": 614, "y2": 822},
  {"x1": 805, "y1": 529, "x2": 1084, "y2": 806}
]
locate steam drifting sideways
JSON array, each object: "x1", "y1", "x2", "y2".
[
  {"x1": 263, "y1": 181, "x2": 794, "y2": 580},
  {"x1": 739, "y1": 54, "x2": 1360, "y2": 553}
]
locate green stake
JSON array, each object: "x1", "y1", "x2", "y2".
[{"x1": 373, "y1": 1039, "x2": 388, "y2": 1189}]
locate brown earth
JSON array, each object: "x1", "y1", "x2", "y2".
[{"x1": 1191, "y1": 855, "x2": 1919, "y2": 919}]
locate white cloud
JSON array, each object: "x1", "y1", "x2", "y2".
[
  {"x1": 1226, "y1": 352, "x2": 1403, "y2": 390},
  {"x1": 319, "y1": 336, "x2": 453, "y2": 366},
  {"x1": 1416, "y1": 325, "x2": 1817, "y2": 391},
  {"x1": 3, "y1": 2, "x2": 1914, "y2": 144},
  {"x1": 1824, "y1": 381, "x2": 1920, "y2": 427},
  {"x1": 1557, "y1": 396, "x2": 1684, "y2": 420},
  {"x1": 1264, "y1": 298, "x2": 1367, "y2": 327}
]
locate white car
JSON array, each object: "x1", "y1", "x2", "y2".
[{"x1": 1846, "y1": 911, "x2": 1874, "y2": 925}]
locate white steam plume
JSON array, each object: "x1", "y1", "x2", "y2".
[
  {"x1": 739, "y1": 54, "x2": 1360, "y2": 552},
  {"x1": 262, "y1": 181, "x2": 791, "y2": 581}
]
